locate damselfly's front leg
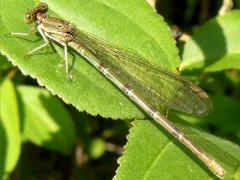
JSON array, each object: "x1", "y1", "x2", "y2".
[
  {"x1": 10, "y1": 26, "x2": 36, "y2": 36},
  {"x1": 0, "y1": 27, "x2": 36, "y2": 39}
]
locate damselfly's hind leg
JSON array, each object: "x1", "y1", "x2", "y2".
[
  {"x1": 63, "y1": 43, "x2": 72, "y2": 80},
  {"x1": 44, "y1": 32, "x2": 73, "y2": 80}
]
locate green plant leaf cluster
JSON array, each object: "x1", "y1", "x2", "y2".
[
  {"x1": 0, "y1": 77, "x2": 75, "y2": 178},
  {"x1": 181, "y1": 10, "x2": 240, "y2": 72}
]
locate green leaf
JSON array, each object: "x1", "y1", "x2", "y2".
[
  {"x1": 0, "y1": 78, "x2": 21, "y2": 179},
  {"x1": 181, "y1": 10, "x2": 240, "y2": 72},
  {"x1": 205, "y1": 95, "x2": 240, "y2": 135},
  {"x1": 18, "y1": 85, "x2": 76, "y2": 154},
  {"x1": 114, "y1": 120, "x2": 240, "y2": 180},
  {"x1": 0, "y1": 0, "x2": 179, "y2": 119}
]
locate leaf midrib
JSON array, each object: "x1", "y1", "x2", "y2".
[{"x1": 141, "y1": 139, "x2": 173, "y2": 179}]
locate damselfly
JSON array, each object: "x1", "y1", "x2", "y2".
[{"x1": 8, "y1": 3, "x2": 224, "y2": 178}]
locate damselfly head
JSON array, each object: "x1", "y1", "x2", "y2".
[{"x1": 24, "y1": 3, "x2": 48, "y2": 24}]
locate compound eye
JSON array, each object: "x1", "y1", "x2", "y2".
[
  {"x1": 39, "y1": 3, "x2": 48, "y2": 13},
  {"x1": 24, "y1": 13, "x2": 34, "y2": 23}
]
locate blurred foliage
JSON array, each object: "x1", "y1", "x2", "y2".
[{"x1": 1, "y1": 0, "x2": 240, "y2": 179}]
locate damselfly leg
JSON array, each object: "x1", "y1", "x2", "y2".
[{"x1": 6, "y1": 27, "x2": 73, "y2": 79}]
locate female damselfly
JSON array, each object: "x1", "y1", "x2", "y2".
[{"x1": 8, "y1": 3, "x2": 224, "y2": 178}]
